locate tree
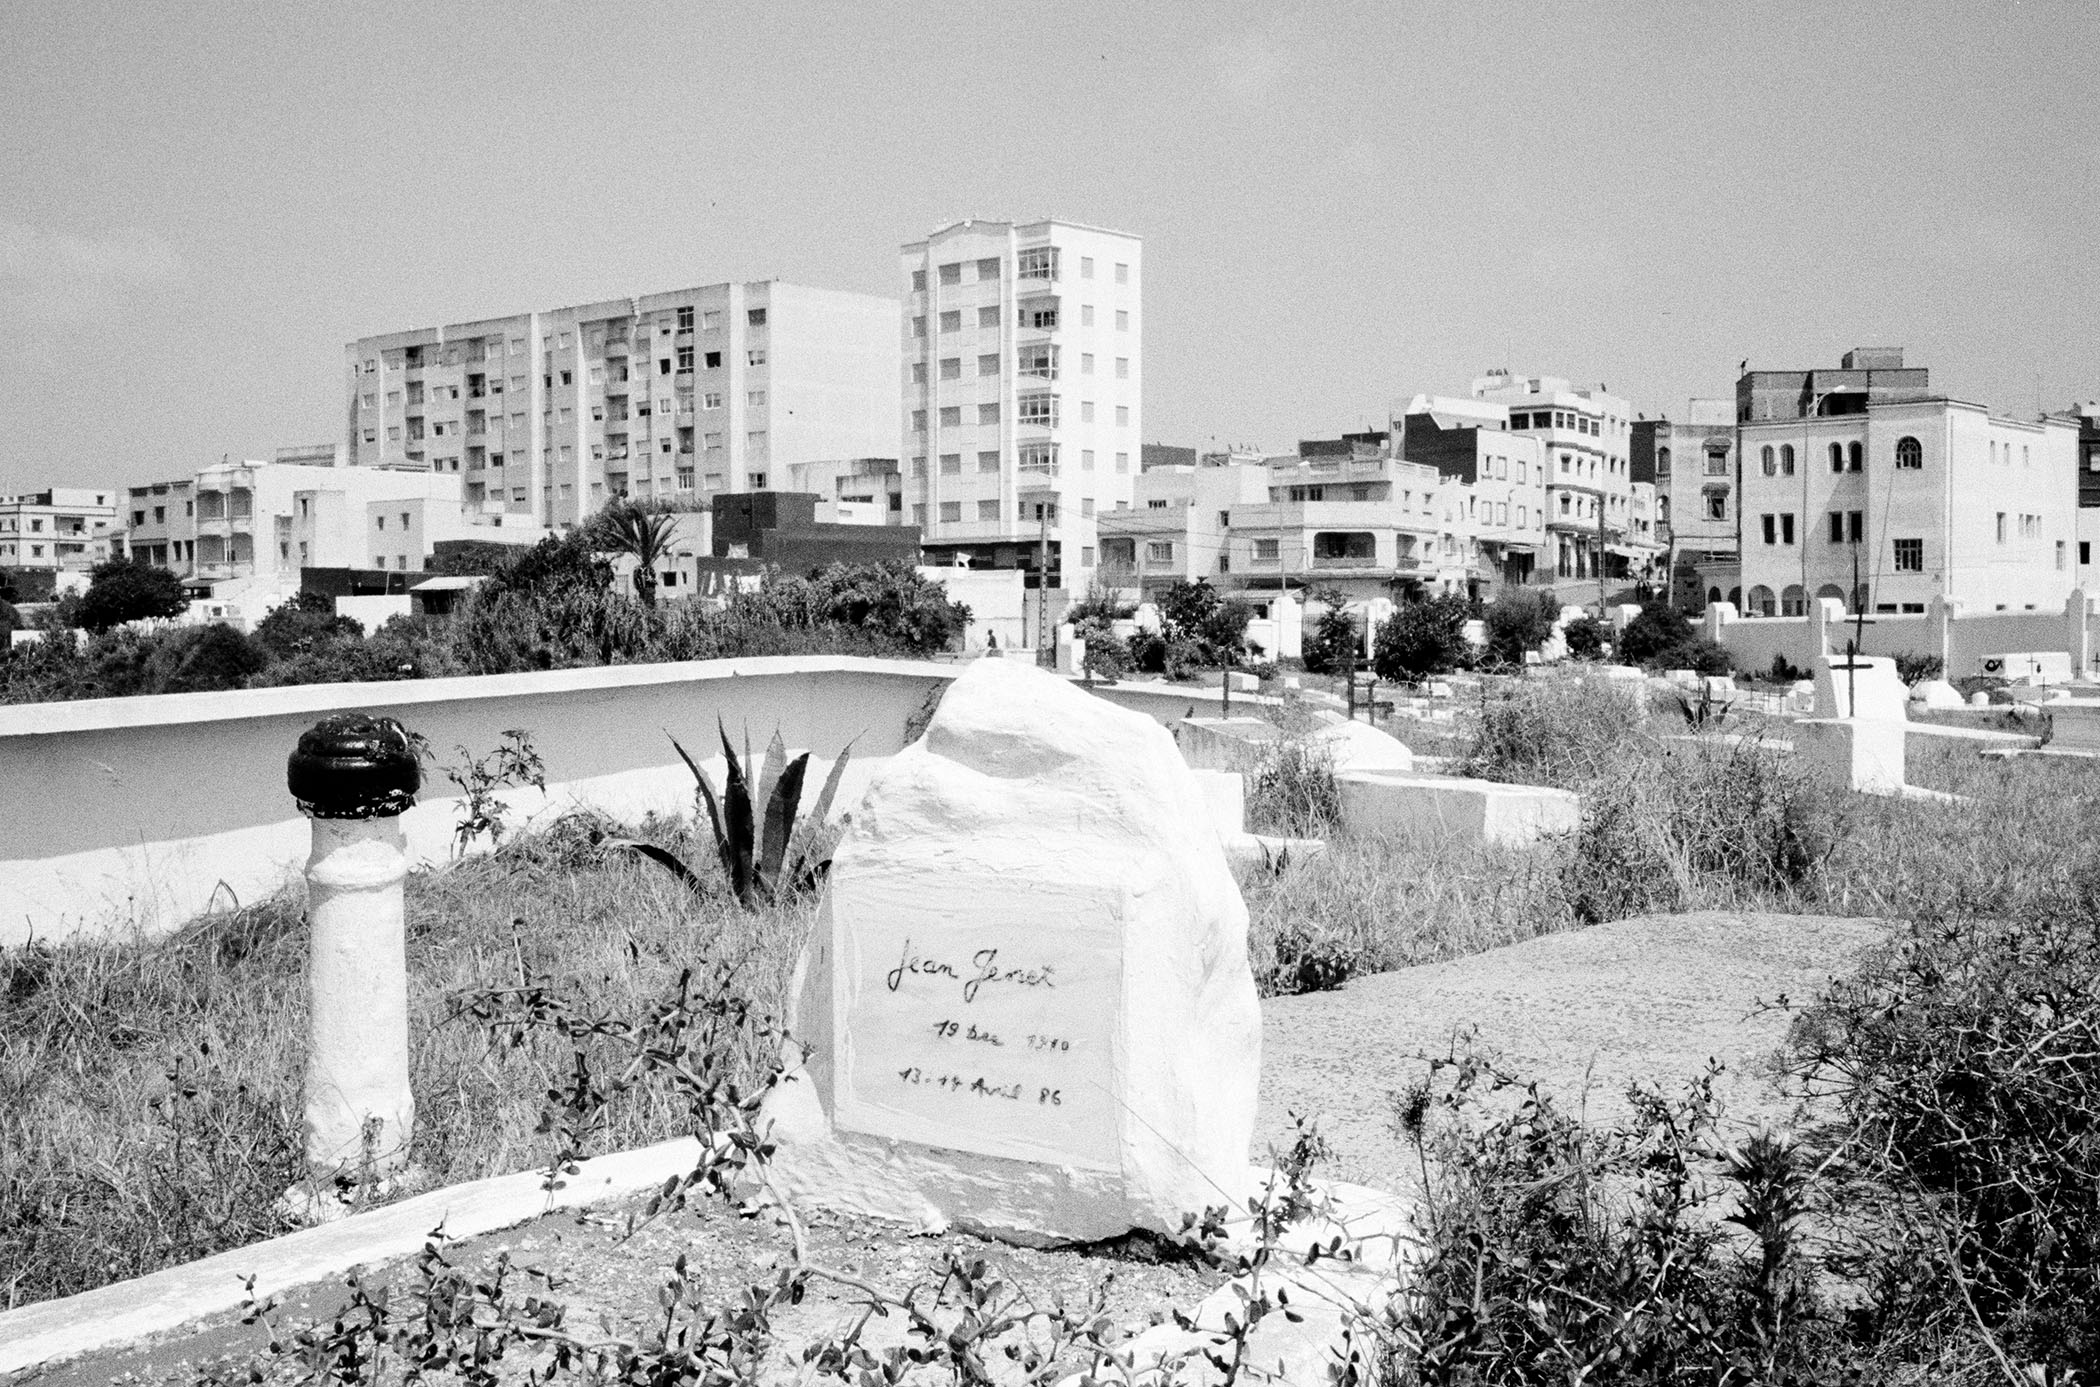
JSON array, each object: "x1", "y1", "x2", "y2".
[
  {"x1": 475, "y1": 531, "x2": 612, "y2": 604},
  {"x1": 1482, "y1": 588, "x2": 1560, "y2": 667},
  {"x1": 254, "y1": 591, "x2": 363, "y2": 658},
  {"x1": 1157, "y1": 579, "x2": 1253, "y2": 668},
  {"x1": 1301, "y1": 588, "x2": 1360, "y2": 676},
  {"x1": 1561, "y1": 615, "x2": 1605, "y2": 660},
  {"x1": 74, "y1": 559, "x2": 188, "y2": 633},
  {"x1": 589, "y1": 502, "x2": 681, "y2": 607},
  {"x1": 1372, "y1": 593, "x2": 1472, "y2": 683}
]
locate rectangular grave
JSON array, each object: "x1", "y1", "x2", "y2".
[{"x1": 829, "y1": 871, "x2": 1125, "y2": 1172}]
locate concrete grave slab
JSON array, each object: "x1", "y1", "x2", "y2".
[
  {"x1": 1815, "y1": 655, "x2": 1908, "y2": 722},
  {"x1": 1339, "y1": 771, "x2": 1580, "y2": 847}
]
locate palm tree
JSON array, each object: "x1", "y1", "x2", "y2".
[{"x1": 592, "y1": 501, "x2": 679, "y2": 607}]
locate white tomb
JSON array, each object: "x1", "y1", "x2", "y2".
[
  {"x1": 1814, "y1": 655, "x2": 1908, "y2": 722},
  {"x1": 762, "y1": 658, "x2": 1261, "y2": 1243}
]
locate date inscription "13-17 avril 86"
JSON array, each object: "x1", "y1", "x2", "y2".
[{"x1": 832, "y1": 878, "x2": 1124, "y2": 1171}]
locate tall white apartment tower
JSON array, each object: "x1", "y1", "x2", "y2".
[
  {"x1": 900, "y1": 219, "x2": 1142, "y2": 588},
  {"x1": 346, "y1": 281, "x2": 899, "y2": 530}
]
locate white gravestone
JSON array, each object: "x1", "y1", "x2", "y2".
[
  {"x1": 763, "y1": 658, "x2": 1261, "y2": 1244},
  {"x1": 1814, "y1": 655, "x2": 1908, "y2": 722}
]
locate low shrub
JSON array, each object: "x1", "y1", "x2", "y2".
[
  {"x1": 1561, "y1": 614, "x2": 1605, "y2": 660},
  {"x1": 1892, "y1": 650, "x2": 1944, "y2": 685},
  {"x1": 1480, "y1": 588, "x2": 1559, "y2": 667},
  {"x1": 1301, "y1": 588, "x2": 1360, "y2": 676},
  {"x1": 1244, "y1": 724, "x2": 1343, "y2": 839}
]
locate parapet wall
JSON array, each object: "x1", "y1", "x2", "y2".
[
  {"x1": 1706, "y1": 592, "x2": 2095, "y2": 678},
  {"x1": 0, "y1": 657, "x2": 960, "y2": 949}
]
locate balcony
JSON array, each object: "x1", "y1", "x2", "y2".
[{"x1": 1016, "y1": 466, "x2": 1060, "y2": 489}]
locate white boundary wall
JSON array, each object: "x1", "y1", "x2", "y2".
[
  {"x1": 0, "y1": 656, "x2": 1236, "y2": 950},
  {"x1": 0, "y1": 657, "x2": 966, "y2": 950},
  {"x1": 1706, "y1": 592, "x2": 2096, "y2": 679}
]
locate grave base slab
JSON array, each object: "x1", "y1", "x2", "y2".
[{"x1": 1339, "y1": 772, "x2": 1580, "y2": 847}]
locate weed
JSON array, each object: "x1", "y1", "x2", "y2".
[{"x1": 443, "y1": 728, "x2": 547, "y2": 854}]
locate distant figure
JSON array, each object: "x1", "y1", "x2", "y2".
[{"x1": 985, "y1": 630, "x2": 1002, "y2": 658}]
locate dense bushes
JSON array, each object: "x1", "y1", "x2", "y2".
[
  {"x1": 1615, "y1": 602, "x2": 1731, "y2": 674},
  {"x1": 74, "y1": 559, "x2": 188, "y2": 633},
  {"x1": 1372, "y1": 594, "x2": 1473, "y2": 683},
  {"x1": 0, "y1": 555, "x2": 972, "y2": 705},
  {"x1": 1480, "y1": 588, "x2": 1558, "y2": 667},
  {"x1": 1300, "y1": 588, "x2": 1360, "y2": 676}
]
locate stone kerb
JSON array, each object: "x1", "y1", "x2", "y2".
[{"x1": 762, "y1": 659, "x2": 1261, "y2": 1244}]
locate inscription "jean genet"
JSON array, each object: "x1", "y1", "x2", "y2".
[{"x1": 886, "y1": 939, "x2": 1057, "y2": 1004}]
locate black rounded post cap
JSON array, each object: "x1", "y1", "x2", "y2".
[{"x1": 288, "y1": 714, "x2": 422, "y2": 820}]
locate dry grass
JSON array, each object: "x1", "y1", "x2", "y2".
[{"x1": 0, "y1": 813, "x2": 810, "y2": 1310}]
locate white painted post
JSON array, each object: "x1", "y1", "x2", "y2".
[
  {"x1": 286, "y1": 715, "x2": 421, "y2": 1195},
  {"x1": 2066, "y1": 589, "x2": 2091, "y2": 681}
]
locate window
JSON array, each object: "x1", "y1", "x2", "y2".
[
  {"x1": 978, "y1": 352, "x2": 1000, "y2": 376},
  {"x1": 1017, "y1": 246, "x2": 1058, "y2": 280},
  {"x1": 940, "y1": 453, "x2": 962, "y2": 474},
  {"x1": 1115, "y1": 310, "x2": 1129, "y2": 331},
  {"x1": 2058, "y1": 541, "x2": 2067, "y2": 570},
  {"x1": 1848, "y1": 442, "x2": 1862, "y2": 472},
  {"x1": 1254, "y1": 538, "x2": 1280, "y2": 561},
  {"x1": 1996, "y1": 512, "x2": 2007, "y2": 543},
  {"x1": 1115, "y1": 357, "x2": 1129, "y2": 379},
  {"x1": 1748, "y1": 584, "x2": 1777, "y2": 617},
  {"x1": 912, "y1": 315, "x2": 926, "y2": 338},
  {"x1": 1893, "y1": 538, "x2": 1924, "y2": 571},
  {"x1": 1115, "y1": 451, "x2": 1129, "y2": 472},
  {"x1": 677, "y1": 347, "x2": 695, "y2": 371},
  {"x1": 939, "y1": 262, "x2": 962, "y2": 286},
  {"x1": 1080, "y1": 256, "x2": 1094, "y2": 278},
  {"x1": 1829, "y1": 512, "x2": 1845, "y2": 543},
  {"x1": 1081, "y1": 401, "x2": 1095, "y2": 422},
  {"x1": 1114, "y1": 262, "x2": 1128, "y2": 284},
  {"x1": 1761, "y1": 445, "x2": 1776, "y2": 476},
  {"x1": 912, "y1": 409, "x2": 927, "y2": 432},
  {"x1": 747, "y1": 307, "x2": 766, "y2": 327},
  {"x1": 912, "y1": 504, "x2": 926, "y2": 524},
  {"x1": 1018, "y1": 393, "x2": 1058, "y2": 426},
  {"x1": 1082, "y1": 498, "x2": 1095, "y2": 517},
  {"x1": 978, "y1": 306, "x2": 1000, "y2": 328},
  {"x1": 1781, "y1": 513, "x2": 1795, "y2": 544},
  {"x1": 747, "y1": 430, "x2": 768, "y2": 452},
  {"x1": 1081, "y1": 352, "x2": 1094, "y2": 374},
  {"x1": 705, "y1": 351, "x2": 721, "y2": 368},
  {"x1": 746, "y1": 349, "x2": 766, "y2": 366},
  {"x1": 977, "y1": 500, "x2": 999, "y2": 520},
  {"x1": 940, "y1": 357, "x2": 961, "y2": 380},
  {"x1": 979, "y1": 403, "x2": 1000, "y2": 424},
  {"x1": 978, "y1": 450, "x2": 1000, "y2": 472},
  {"x1": 1081, "y1": 304, "x2": 1095, "y2": 327},
  {"x1": 939, "y1": 406, "x2": 961, "y2": 426},
  {"x1": 1828, "y1": 442, "x2": 1844, "y2": 473},
  {"x1": 976, "y1": 257, "x2": 1000, "y2": 282},
  {"x1": 1081, "y1": 448, "x2": 1095, "y2": 470},
  {"x1": 704, "y1": 392, "x2": 723, "y2": 409},
  {"x1": 2083, "y1": 541, "x2": 2092, "y2": 565},
  {"x1": 1780, "y1": 444, "x2": 1795, "y2": 475},
  {"x1": 939, "y1": 501, "x2": 962, "y2": 523},
  {"x1": 746, "y1": 389, "x2": 766, "y2": 408},
  {"x1": 1115, "y1": 405, "x2": 1129, "y2": 426},
  {"x1": 1023, "y1": 302, "x2": 1058, "y2": 330},
  {"x1": 912, "y1": 362, "x2": 927, "y2": 384},
  {"x1": 939, "y1": 310, "x2": 960, "y2": 333},
  {"x1": 912, "y1": 270, "x2": 926, "y2": 292},
  {"x1": 1896, "y1": 436, "x2": 1922, "y2": 469},
  {"x1": 1762, "y1": 514, "x2": 1776, "y2": 545},
  {"x1": 703, "y1": 432, "x2": 723, "y2": 449}
]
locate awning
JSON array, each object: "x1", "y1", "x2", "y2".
[{"x1": 409, "y1": 575, "x2": 484, "y2": 592}]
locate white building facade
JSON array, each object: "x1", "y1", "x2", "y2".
[
  {"x1": 0, "y1": 488, "x2": 118, "y2": 572},
  {"x1": 1738, "y1": 399, "x2": 2079, "y2": 617},
  {"x1": 900, "y1": 219, "x2": 1141, "y2": 590},
  {"x1": 347, "y1": 281, "x2": 899, "y2": 531},
  {"x1": 1469, "y1": 372, "x2": 1646, "y2": 585}
]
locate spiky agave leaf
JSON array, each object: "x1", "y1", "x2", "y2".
[
  {"x1": 785, "y1": 738, "x2": 857, "y2": 884},
  {"x1": 753, "y1": 730, "x2": 788, "y2": 834},
  {"x1": 668, "y1": 733, "x2": 730, "y2": 867},
  {"x1": 603, "y1": 838, "x2": 711, "y2": 899},
  {"x1": 759, "y1": 753, "x2": 810, "y2": 897},
  {"x1": 718, "y1": 718, "x2": 756, "y2": 905}
]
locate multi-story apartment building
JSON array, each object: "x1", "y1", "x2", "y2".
[
  {"x1": 785, "y1": 457, "x2": 906, "y2": 526},
  {"x1": 1097, "y1": 460, "x2": 1270, "y2": 595},
  {"x1": 1469, "y1": 372, "x2": 1644, "y2": 585},
  {"x1": 1632, "y1": 398, "x2": 1739, "y2": 609},
  {"x1": 1738, "y1": 390, "x2": 2079, "y2": 617},
  {"x1": 2073, "y1": 403, "x2": 2100, "y2": 595},
  {"x1": 0, "y1": 488, "x2": 119, "y2": 573},
  {"x1": 1736, "y1": 346, "x2": 1930, "y2": 423},
  {"x1": 1222, "y1": 452, "x2": 1452, "y2": 605},
  {"x1": 899, "y1": 218, "x2": 1142, "y2": 591},
  {"x1": 347, "y1": 282, "x2": 898, "y2": 531},
  {"x1": 1394, "y1": 397, "x2": 1551, "y2": 594}
]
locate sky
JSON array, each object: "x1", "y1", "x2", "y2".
[{"x1": 2, "y1": 0, "x2": 2096, "y2": 496}]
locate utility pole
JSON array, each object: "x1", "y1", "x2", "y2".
[
  {"x1": 1035, "y1": 501, "x2": 1051, "y2": 667},
  {"x1": 1595, "y1": 489, "x2": 1608, "y2": 618}
]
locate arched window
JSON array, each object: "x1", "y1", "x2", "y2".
[
  {"x1": 1828, "y1": 442, "x2": 1844, "y2": 473},
  {"x1": 1657, "y1": 446, "x2": 1672, "y2": 473},
  {"x1": 1761, "y1": 445, "x2": 1776, "y2": 476},
  {"x1": 1780, "y1": 444, "x2": 1796, "y2": 475},
  {"x1": 1847, "y1": 442, "x2": 1862, "y2": 472},
  {"x1": 1707, "y1": 586, "x2": 1722, "y2": 605},
  {"x1": 1748, "y1": 584, "x2": 1777, "y2": 617},
  {"x1": 1816, "y1": 582, "x2": 1847, "y2": 609},
  {"x1": 1781, "y1": 584, "x2": 1807, "y2": 617},
  {"x1": 1896, "y1": 436, "x2": 1922, "y2": 469},
  {"x1": 1728, "y1": 586, "x2": 1743, "y2": 609}
]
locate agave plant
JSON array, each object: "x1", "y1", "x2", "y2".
[{"x1": 611, "y1": 721, "x2": 853, "y2": 909}]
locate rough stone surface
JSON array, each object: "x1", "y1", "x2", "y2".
[
  {"x1": 1815, "y1": 655, "x2": 1908, "y2": 721},
  {"x1": 1339, "y1": 771, "x2": 1580, "y2": 846},
  {"x1": 1257, "y1": 912, "x2": 1888, "y2": 1193},
  {"x1": 1173, "y1": 716, "x2": 1280, "y2": 773},
  {"x1": 764, "y1": 658, "x2": 1261, "y2": 1244}
]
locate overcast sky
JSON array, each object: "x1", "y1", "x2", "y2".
[{"x1": 3, "y1": 0, "x2": 2094, "y2": 495}]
